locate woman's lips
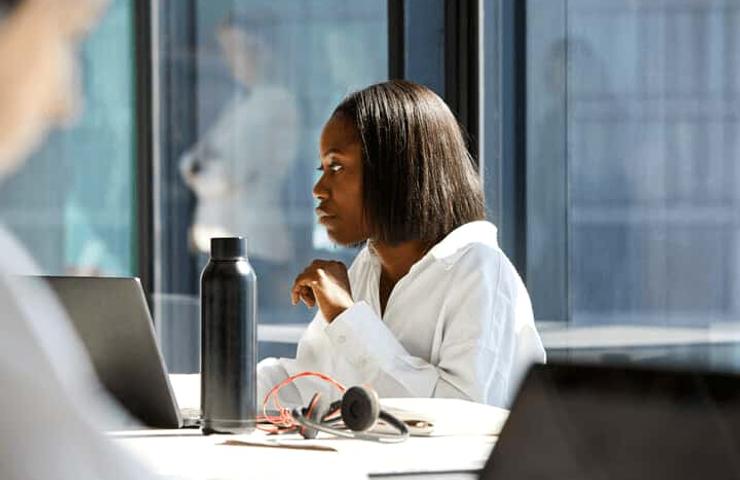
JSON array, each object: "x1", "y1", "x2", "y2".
[{"x1": 316, "y1": 207, "x2": 336, "y2": 224}]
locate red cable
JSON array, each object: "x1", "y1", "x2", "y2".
[{"x1": 256, "y1": 371, "x2": 346, "y2": 434}]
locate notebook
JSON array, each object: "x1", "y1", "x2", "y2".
[{"x1": 380, "y1": 398, "x2": 509, "y2": 436}]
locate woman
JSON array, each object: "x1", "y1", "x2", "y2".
[{"x1": 258, "y1": 80, "x2": 545, "y2": 408}]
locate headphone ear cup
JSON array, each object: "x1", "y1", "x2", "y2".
[
  {"x1": 341, "y1": 385, "x2": 380, "y2": 432},
  {"x1": 299, "y1": 393, "x2": 328, "y2": 439}
]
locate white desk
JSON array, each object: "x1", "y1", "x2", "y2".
[
  {"x1": 111, "y1": 374, "x2": 496, "y2": 479},
  {"x1": 112, "y1": 429, "x2": 494, "y2": 479}
]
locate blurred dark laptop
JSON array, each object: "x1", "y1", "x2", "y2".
[
  {"x1": 40, "y1": 276, "x2": 194, "y2": 429},
  {"x1": 481, "y1": 362, "x2": 740, "y2": 479}
]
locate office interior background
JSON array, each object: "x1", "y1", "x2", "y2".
[{"x1": 1, "y1": 0, "x2": 738, "y2": 374}]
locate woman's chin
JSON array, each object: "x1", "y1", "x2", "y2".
[{"x1": 326, "y1": 228, "x2": 367, "y2": 248}]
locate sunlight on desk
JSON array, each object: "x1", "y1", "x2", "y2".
[
  {"x1": 112, "y1": 374, "x2": 497, "y2": 479},
  {"x1": 111, "y1": 428, "x2": 495, "y2": 479}
]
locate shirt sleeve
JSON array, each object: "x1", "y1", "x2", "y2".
[
  {"x1": 256, "y1": 357, "x2": 304, "y2": 408},
  {"x1": 322, "y1": 246, "x2": 525, "y2": 406},
  {"x1": 324, "y1": 301, "x2": 441, "y2": 398}
]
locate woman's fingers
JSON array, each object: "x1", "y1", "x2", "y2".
[
  {"x1": 290, "y1": 260, "x2": 352, "y2": 321},
  {"x1": 291, "y1": 270, "x2": 318, "y2": 306},
  {"x1": 299, "y1": 286, "x2": 315, "y2": 307}
]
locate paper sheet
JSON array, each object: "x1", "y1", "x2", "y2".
[{"x1": 380, "y1": 397, "x2": 509, "y2": 436}]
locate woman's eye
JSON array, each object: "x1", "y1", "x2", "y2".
[{"x1": 316, "y1": 162, "x2": 343, "y2": 173}]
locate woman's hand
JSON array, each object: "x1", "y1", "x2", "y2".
[{"x1": 291, "y1": 260, "x2": 353, "y2": 323}]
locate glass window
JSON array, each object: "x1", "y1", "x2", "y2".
[
  {"x1": 154, "y1": 0, "x2": 388, "y2": 372},
  {"x1": 0, "y1": 0, "x2": 136, "y2": 277},
  {"x1": 526, "y1": 0, "x2": 740, "y2": 367}
]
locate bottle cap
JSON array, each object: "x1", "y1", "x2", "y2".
[{"x1": 210, "y1": 237, "x2": 247, "y2": 260}]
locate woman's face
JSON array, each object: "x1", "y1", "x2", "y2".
[
  {"x1": 0, "y1": 0, "x2": 105, "y2": 176},
  {"x1": 313, "y1": 114, "x2": 370, "y2": 246}
]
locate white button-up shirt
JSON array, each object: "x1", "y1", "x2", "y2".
[{"x1": 258, "y1": 221, "x2": 546, "y2": 408}]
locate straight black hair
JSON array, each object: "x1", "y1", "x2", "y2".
[{"x1": 332, "y1": 80, "x2": 486, "y2": 245}]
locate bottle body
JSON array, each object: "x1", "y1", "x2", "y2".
[{"x1": 200, "y1": 238, "x2": 257, "y2": 434}]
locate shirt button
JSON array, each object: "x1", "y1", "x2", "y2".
[{"x1": 336, "y1": 335, "x2": 347, "y2": 344}]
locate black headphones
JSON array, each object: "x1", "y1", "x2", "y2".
[{"x1": 291, "y1": 385, "x2": 409, "y2": 443}]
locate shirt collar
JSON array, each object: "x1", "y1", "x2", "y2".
[
  {"x1": 366, "y1": 220, "x2": 500, "y2": 272},
  {"x1": 427, "y1": 220, "x2": 499, "y2": 267}
]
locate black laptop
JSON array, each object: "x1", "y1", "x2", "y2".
[{"x1": 481, "y1": 362, "x2": 740, "y2": 479}]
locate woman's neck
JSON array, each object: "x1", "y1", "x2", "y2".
[{"x1": 371, "y1": 239, "x2": 429, "y2": 284}]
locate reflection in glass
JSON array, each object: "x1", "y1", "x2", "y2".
[
  {"x1": 179, "y1": 7, "x2": 300, "y2": 322},
  {"x1": 155, "y1": 1, "x2": 387, "y2": 372}
]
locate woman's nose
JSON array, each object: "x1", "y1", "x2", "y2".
[{"x1": 312, "y1": 175, "x2": 329, "y2": 200}]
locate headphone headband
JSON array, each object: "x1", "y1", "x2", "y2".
[
  {"x1": 291, "y1": 406, "x2": 409, "y2": 443},
  {"x1": 291, "y1": 385, "x2": 409, "y2": 443}
]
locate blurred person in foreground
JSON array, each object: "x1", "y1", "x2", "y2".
[{"x1": 0, "y1": 0, "x2": 155, "y2": 477}]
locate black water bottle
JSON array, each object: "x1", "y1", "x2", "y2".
[{"x1": 200, "y1": 237, "x2": 257, "y2": 435}]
